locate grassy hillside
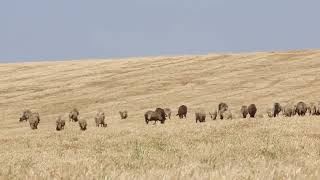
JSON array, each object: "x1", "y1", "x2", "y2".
[{"x1": 1, "y1": 50, "x2": 320, "y2": 179}]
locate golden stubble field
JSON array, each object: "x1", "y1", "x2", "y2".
[{"x1": 1, "y1": 50, "x2": 320, "y2": 179}]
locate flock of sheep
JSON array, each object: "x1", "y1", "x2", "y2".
[
  {"x1": 18, "y1": 101, "x2": 313, "y2": 131},
  {"x1": 19, "y1": 108, "x2": 128, "y2": 130},
  {"x1": 145, "y1": 101, "x2": 314, "y2": 124}
]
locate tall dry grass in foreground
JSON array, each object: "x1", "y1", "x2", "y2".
[
  {"x1": 1, "y1": 50, "x2": 320, "y2": 179},
  {"x1": 2, "y1": 117, "x2": 320, "y2": 179}
]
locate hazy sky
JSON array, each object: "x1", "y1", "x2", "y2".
[{"x1": 0, "y1": 0, "x2": 319, "y2": 62}]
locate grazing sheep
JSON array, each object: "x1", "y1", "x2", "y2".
[
  {"x1": 32, "y1": 112, "x2": 40, "y2": 124},
  {"x1": 119, "y1": 111, "x2": 128, "y2": 119},
  {"x1": 145, "y1": 110, "x2": 165, "y2": 124},
  {"x1": 56, "y1": 116, "x2": 66, "y2": 131},
  {"x1": 307, "y1": 103, "x2": 312, "y2": 115},
  {"x1": 29, "y1": 114, "x2": 39, "y2": 130},
  {"x1": 266, "y1": 108, "x2": 273, "y2": 118},
  {"x1": 209, "y1": 109, "x2": 218, "y2": 120},
  {"x1": 283, "y1": 104, "x2": 294, "y2": 117},
  {"x1": 69, "y1": 108, "x2": 79, "y2": 122},
  {"x1": 163, "y1": 108, "x2": 172, "y2": 119},
  {"x1": 20, "y1": 110, "x2": 40, "y2": 124},
  {"x1": 218, "y1": 102, "x2": 228, "y2": 119},
  {"x1": 292, "y1": 105, "x2": 297, "y2": 116},
  {"x1": 78, "y1": 119, "x2": 87, "y2": 131},
  {"x1": 155, "y1": 108, "x2": 166, "y2": 122},
  {"x1": 316, "y1": 103, "x2": 320, "y2": 115},
  {"x1": 240, "y1": 106, "x2": 248, "y2": 118},
  {"x1": 273, "y1": 103, "x2": 282, "y2": 117},
  {"x1": 20, "y1": 110, "x2": 38, "y2": 122},
  {"x1": 316, "y1": 102, "x2": 320, "y2": 115},
  {"x1": 19, "y1": 110, "x2": 32, "y2": 122},
  {"x1": 296, "y1": 101, "x2": 307, "y2": 116},
  {"x1": 195, "y1": 111, "x2": 206, "y2": 123},
  {"x1": 308, "y1": 103, "x2": 317, "y2": 116},
  {"x1": 176, "y1": 105, "x2": 187, "y2": 119},
  {"x1": 95, "y1": 111, "x2": 107, "y2": 127},
  {"x1": 221, "y1": 110, "x2": 232, "y2": 120},
  {"x1": 248, "y1": 104, "x2": 257, "y2": 118}
]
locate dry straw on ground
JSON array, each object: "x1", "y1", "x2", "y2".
[{"x1": 1, "y1": 50, "x2": 320, "y2": 179}]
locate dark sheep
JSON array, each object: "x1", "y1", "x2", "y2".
[
  {"x1": 145, "y1": 110, "x2": 165, "y2": 124},
  {"x1": 248, "y1": 104, "x2": 257, "y2": 118},
  {"x1": 29, "y1": 114, "x2": 39, "y2": 130},
  {"x1": 273, "y1": 103, "x2": 282, "y2": 117},
  {"x1": 69, "y1": 108, "x2": 79, "y2": 122},
  {"x1": 296, "y1": 101, "x2": 307, "y2": 116},
  {"x1": 176, "y1": 105, "x2": 187, "y2": 119},
  {"x1": 218, "y1": 102, "x2": 228, "y2": 120},
  {"x1": 240, "y1": 106, "x2": 248, "y2": 118},
  {"x1": 32, "y1": 112, "x2": 40, "y2": 124},
  {"x1": 155, "y1": 108, "x2": 166, "y2": 121},
  {"x1": 79, "y1": 119, "x2": 87, "y2": 131},
  {"x1": 317, "y1": 103, "x2": 320, "y2": 115},
  {"x1": 56, "y1": 116, "x2": 66, "y2": 131}
]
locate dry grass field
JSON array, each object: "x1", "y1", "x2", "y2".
[{"x1": 1, "y1": 50, "x2": 320, "y2": 179}]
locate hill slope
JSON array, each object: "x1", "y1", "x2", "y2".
[
  {"x1": 2, "y1": 50, "x2": 320, "y2": 125},
  {"x1": 1, "y1": 50, "x2": 320, "y2": 179}
]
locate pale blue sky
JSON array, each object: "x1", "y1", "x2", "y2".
[{"x1": 0, "y1": 0, "x2": 319, "y2": 62}]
